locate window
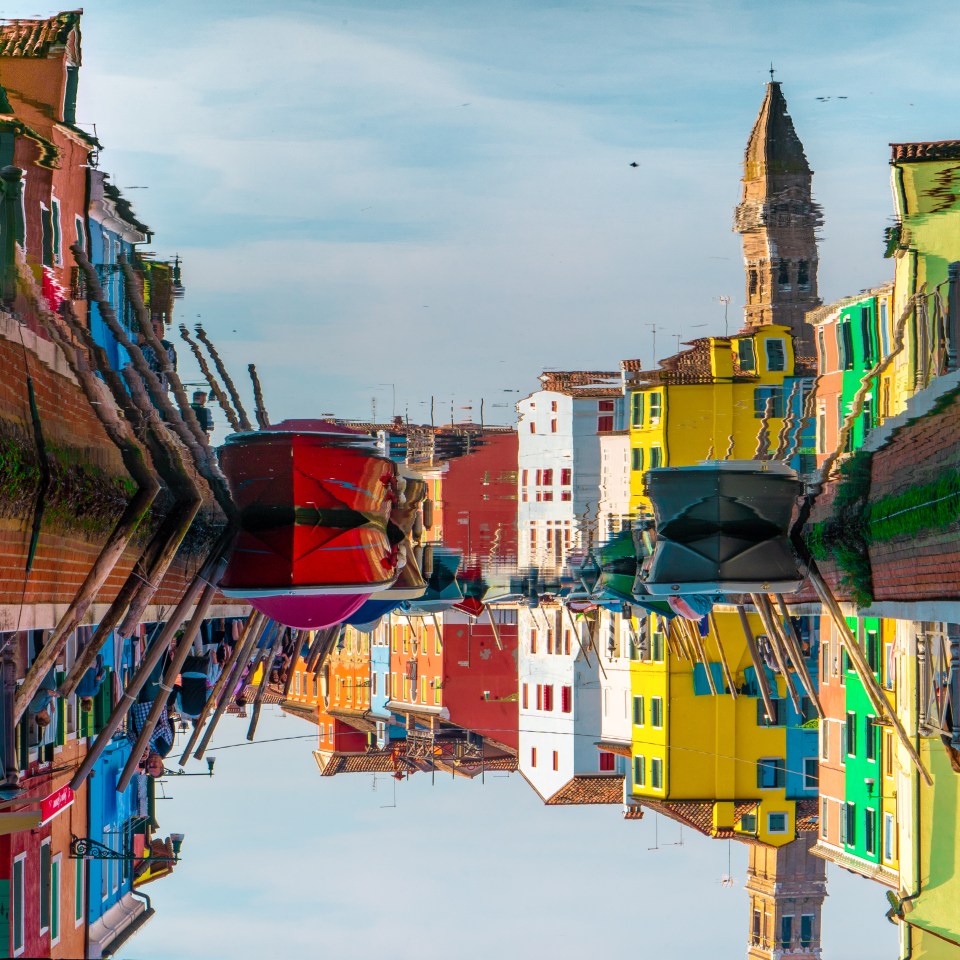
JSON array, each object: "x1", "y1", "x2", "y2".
[
  {"x1": 631, "y1": 392, "x2": 644, "y2": 426},
  {"x1": 40, "y1": 203, "x2": 54, "y2": 267},
  {"x1": 650, "y1": 757, "x2": 662, "y2": 789},
  {"x1": 530, "y1": 747, "x2": 537, "y2": 767},
  {"x1": 748, "y1": 268, "x2": 759, "y2": 299},
  {"x1": 74, "y1": 855, "x2": 84, "y2": 926},
  {"x1": 780, "y1": 914, "x2": 793, "y2": 949},
  {"x1": 861, "y1": 306, "x2": 875, "y2": 366},
  {"x1": 840, "y1": 320, "x2": 855, "y2": 370},
  {"x1": 560, "y1": 468, "x2": 572, "y2": 486},
  {"x1": 650, "y1": 696, "x2": 663, "y2": 728},
  {"x1": 803, "y1": 757, "x2": 819, "y2": 791},
  {"x1": 885, "y1": 731, "x2": 895, "y2": 778},
  {"x1": 738, "y1": 338, "x2": 756, "y2": 372},
  {"x1": 521, "y1": 684, "x2": 528, "y2": 709},
  {"x1": 757, "y1": 698, "x2": 784, "y2": 727},
  {"x1": 883, "y1": 812, "x2": 896, "y2": 862},
  {"x1": 550, "y1": 419, "x2": 557, "y2": 433},
  {"x1": 757, "y1": 757, "x2": 786, "y2": 788},
  {"x1": 634, "y1": 755, "x2": 645, "y2": 787},
  {"x1": 649, "y1": 392, "x2": 662, "y2": 422},
  {"x1": 846, "y1": 711, "x2": 857, "y2": 757},
  {"x1": 820, "y1": 720, "x2": 830, "y2": 763},
  {"x1": 598, "y1": 399, "x2": 615, "y2": 412},
  {"x1": 530, "y1": 629, "x2": 538, "y2": 654},
  {"x1": 542, "y1": 685, "x2": 554, "y2": 711},
  {"x1": 553, "y1": 751, "x2": 559, "y2": 771},
  {"x1": 649, "y1": 447, "x2": 663, "y2": 469},
  {"x1": 865, "y1": 808, "x2": 877, "y2": 855},
  {"x1": 561, "y1": 686, "x2": 572, "y2": 713},
  {"x1": 866, "y1": 717, "x2": 877, "y2": 762},
  {"x1": 769, "y1": 812, "x2": 788, "y2": 835},
  {"x1": 541, "y1": 469, "x2": 553, "y2": 486},
  {"x1": 845, "y1": 802, "x2": 856, "y2": 846},
  {"x1": 597, "y1": 415, "x2": 614, "y2": 432},
  {"x1": 40, "y1": 839, "x2": 51, "y2": 933},
  {"x1": 560, "y1": 490, "x2": 572, "y2": 501},
  {"x1": 529, "y1": 421, "x2": 535, "y2": 433},
  {"x1": 551, "y1": 400, "x2": 557, "y2": 412},
  {"x1": 777, "y1": 259, "x2": 791, "y2": 290},
  {"x1": 883, "y1": 641, "x2": 895, "y2": 690},
  {"x1": 741, "y1": 813, "x2": 758, "y2": 834},
  {"x1": 13, "y1": 853, "x2": 24, "y2": 955},
  {"x1": 433, "y1": 677, "x2": 441, "y2": 705},
  {"x1": 633, "y1": 695, "x2": 645, "y2": 726},
  {"x1": 50, "y1": 855, "x2": 60, "y2": 944},
  {"x1": 797, "y1": 259, "x2": 811, "y2": 292},
  {"x1": 631, "y1": 447, "x2": 644, "y2": 472},
  {"x1": 867, "y1": 629, "x2": 880, "y2": 672},
  {"x1": 74, "y1": 215, "x2": 85, "y2": 252},
  {"x1": 821, "y1": 798, "x2": 829, "y2": 839},
  {"x1": 651, "y1": 629, "x2": 664, "y2": 662},
  {"x1": 51, "y1": 198, "x2": 62, "y2": 265},
  {"x1": 535, "y1": 684, "x2": 543, "y2": 709},
  {"x1": 817, "y1": 327, "x2": 827, "y2": 374},
  {"x1": 765, "y1": 338, "x2": 786, "y2": 372},
  {"x1": 598, "y1": 751, "x2": 615, "y2": 772},
  {"x1": 752, "y1": 909, "x2": 762, "y2": 945},
  {"x1": 754, "y1": 386, "x2": 784, "y2": 418},
  {"x1": 542, "y1": 490, "x2": 553, "y2": 501}
]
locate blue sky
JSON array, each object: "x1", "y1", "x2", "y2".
[
  {"x1": 9, "y1": 0, "x2": 955, "y2": 426},
  {"x1": 119, "y1": 709, "x2": 896, "y2": 960}
]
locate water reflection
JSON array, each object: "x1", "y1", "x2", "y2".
[{"x1": 0, "y1": 7, "x2": 957, "y2": 960}]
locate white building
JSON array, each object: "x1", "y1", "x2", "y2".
[
  {"x1": 517, "y1": 602, "x2": 624, "y2": 806},
  {"x1": 517, "y1": 371, "x2": 624, "y2": 573},
  {"x1": 598, "y1": 430, "x2": 632, "y2": 540}
]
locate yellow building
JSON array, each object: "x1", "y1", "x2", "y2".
[
  {"x1": 625, "y1": 324, "x2": 808, "y2": 514},
  {"x1": 886, "y1": 140, "x2": 960, "y2": 417},
  {"x1": 629, "y1": 610, "x2": 810, "y2": 848}
]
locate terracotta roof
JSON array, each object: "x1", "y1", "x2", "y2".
[
  {"x1": 639, "y1": 800, "x2": 760, "y2": 839},
  {"x1": 623, "y1": 805, "x2": 645, "y2": 820},
  {"x1": 478, "y1": 756, "x2": 518, "y2": 772},
  {"x1": 545, "y1": 774, "x2": 624, "y2": 805},
  {"x1": 0, "y1": 11, "x2": 80, "y2": 60},
  {"x1": 795, "y1": 798, "x2": 819, "y2": 832},
  {"x1": 596, "y1": 741, "x2": 633, "y2": 758},
  {"x1": 315, "y1": 748, "x2": 396, "y2": 776},
  {"x1": 537, "y1": 371, "x2": 622, "y2": 397},
  {"x1": 891, "y1": 140, "x2": 960, "y2": 163}
]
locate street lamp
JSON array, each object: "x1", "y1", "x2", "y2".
[
  {"x1": 70, "y1": 832, "x2": 185, "y2": 863},
  {"x1": 162, "y1": 757, "x2": 215, "y2": 778}
]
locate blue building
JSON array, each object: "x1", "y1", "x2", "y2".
[{"x1": 86, "y1": 170, "x2": 151, "y2": 372}]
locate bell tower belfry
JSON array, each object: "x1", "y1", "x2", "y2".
[
  {"x1": 746, "y1": 834, "x2": 828, "y2": 960},
  {"x1": 735, "y1": 77, "x2": 822, "y2": 354}
]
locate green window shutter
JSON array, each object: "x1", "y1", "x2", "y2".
[{"x1": 55, "y1": 670, "x2": 66, "y2": 746}]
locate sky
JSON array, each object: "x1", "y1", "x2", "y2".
[
  {"x1": 1, "y1": 2, "x2": 950, "y2": 953},
  {"x1": 118, "y1": 708, "x2": 897, "y2": 960},
  {"x1": 10, "y1": 0, "x2": 956, "y2": 427}
]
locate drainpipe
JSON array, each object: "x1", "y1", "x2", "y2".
[{"x1": 896, "y1": 627, "x2": 924, "y2": 960}]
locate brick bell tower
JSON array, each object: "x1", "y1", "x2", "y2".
[
  {"x1": 746, "y1": 834, "x2": 827, "y2": 960},
  {"x1": 735, "y1": 75, "x2": 822, "y2": 355}
]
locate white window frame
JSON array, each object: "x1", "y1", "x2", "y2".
[
  {"x1": 883, "y1": 811, "x2": 896, "y2": 863},
  {"x1": 767, "y1": 812, "x2": 788, "y2": 834},
  {"x1": 765, "y1": 337, "x2": 786, "y2": 372},
  {"x1": 50, "y1": 853, "x2": 61, "y2": 946},
  {"x1": 650, "y1": 696, "x2": 663, "y2": 728},
  {"x1": 650, "y1": 757, "x2": 663, "y2": 790},
  {"x1": 12, "y1": 852, "x2": 25, "y2": 956}
]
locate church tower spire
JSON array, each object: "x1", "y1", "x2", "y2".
[{"x1": 735, "y1": 79, "x2": 822, "y2": 353}]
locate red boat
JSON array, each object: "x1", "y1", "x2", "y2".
[{"x1": 218, "y1": 426, "x2": 401, "y2": 628}]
